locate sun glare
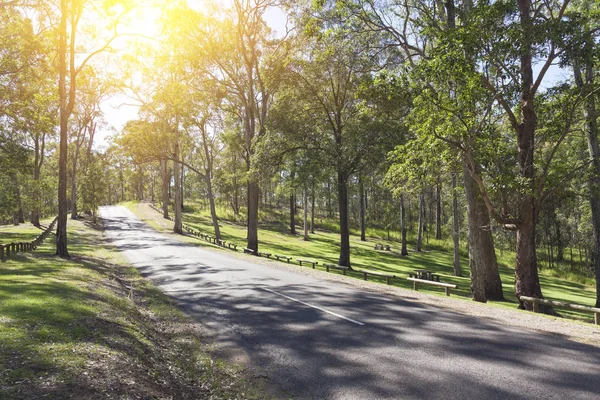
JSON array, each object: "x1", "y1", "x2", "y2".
[{"x1": 121, "y1": 6, "x2": 161, "y2": 39}]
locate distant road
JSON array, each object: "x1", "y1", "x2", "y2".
[{"x1": 100, "y1": 205, "x2": 600, "y2": 400}]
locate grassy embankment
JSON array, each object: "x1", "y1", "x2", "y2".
[
  {"x1": 0, "y1": 217, "x2": 265, "y2": 399},
  {"x1": 125, "y1": 201, "x2": 598, "y2": 324}
]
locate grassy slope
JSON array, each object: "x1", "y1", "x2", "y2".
[
  {"x1": 0, "y1": 218, "x2": 265, "y2": 399},
  {"x1": 130, "y1": 202, "x2": 597, "y2": 324},
  {"x1": 0, "y1": 217, "x2": 55, "y2": 244}
]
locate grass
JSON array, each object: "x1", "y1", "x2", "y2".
[
  {"x1": 0, "y1": 216, "x2": 266, "y2": 399},
  {"x1": 0, "y1": 217, "x2": 55, "y2": 244},
  {"x1": 127, "y1": 201, "x2": 598, "y2": 325}
]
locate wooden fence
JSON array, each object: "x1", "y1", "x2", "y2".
[
  {"x1": 520, "y1": 295, "x2": 600, "y2": 325},
  {"x1": 0, "y1": 216, "x2": 58, "y2": 261}
]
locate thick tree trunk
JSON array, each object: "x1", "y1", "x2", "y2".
[
  {"x1": 436, "y1": 181, "x2": 442, "y2": 240},
  {"x1": 310, "y1": 181, "x2": 315, "y2": 234},
  {"x1": 290, "y1": 169, "x2": 296, "y2": 234},
  {"x1": 56, "y1": 0, "x2": 69, "y2": 257},
  {"x1": 463, "y1": 166, "x2": 504, "y2": 301},
  {"x1": 160, "y1": 160, "x2": 169, "y2": 219},
  {"x1": 451, "y1": 174, "x2": 461, "y2": 277},
  {"x1": 247, "y1": 181, "x2": 260, "y2": 252},
  {"x1": 289, "y1": 192, "x2": 296, "y2": 235},
  {"x1": 400, "y1": 194, "x2": 408, "y2": 256},
  {"x1": 303, "y1": 187, "x2": 309, "y2": 241},
  {"x1": 359, "y1": 177, "x2": 366, "y2": 241},
  {"x1": 173, "y1": 149, "x2": 182, "y2": 234},
  {"x1": 515, "y1": 213, "x2": 544, "y2": 309},
  {"x1": 338, "y1": 172, "x2": 351, "y2": 267},
  {"x1": 416, "y1": 192, "x2": 424, "y2": 251}
]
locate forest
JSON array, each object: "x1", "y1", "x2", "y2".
[{"x1": 1, "y1": 0, "x2": 599, "y2": 312}]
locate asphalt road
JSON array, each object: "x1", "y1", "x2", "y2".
[{"x1": 99, "y1": 205, "x2": 600, "y2": 399}]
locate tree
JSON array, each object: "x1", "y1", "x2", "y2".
[
  {"x1": 176, "y1": 0, "x2": 289, "y2": 252},
  {"x1": 56, "y1": 0, "x2": 137, "y2": 256},
  {"x1": 284, "y1": 6, "x2": 403, "y2": 266},
  {"x1": 569, "y1": 0, "x2": 600, "y2": 306}
]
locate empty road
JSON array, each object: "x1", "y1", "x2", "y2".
[{"x1": 99, "y1": 205, "x2": 600, "y2": 399}]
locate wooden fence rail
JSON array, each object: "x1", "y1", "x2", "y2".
[
  {"x1": 0, "y1": 216, "x2": 58, "y2": 261},
  {"x1": 519, "y1": 295, "x2": 600, "y2": 325}
]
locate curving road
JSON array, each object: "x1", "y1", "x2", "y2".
[{"x1": 99, "y1": 205, "x2": 600, "y2": 400}]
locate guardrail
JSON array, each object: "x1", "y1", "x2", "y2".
[
  {"x1": 0, "y1": 216, "x2": 58, "y2": 261},
  {"x1": 520, "y1": 296, "x2": 600, "y2": 325}
]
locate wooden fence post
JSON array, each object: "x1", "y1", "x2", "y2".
[{"x1": 0, "y1": 245, "x2": 4, "y2": 261}]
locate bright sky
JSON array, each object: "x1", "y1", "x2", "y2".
[{"x1": 95, "y1": 2, "x2": 288, "y2": 150}]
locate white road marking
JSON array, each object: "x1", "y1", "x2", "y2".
[{"x1": 263, "y1": 288, "x2": 365, "y2": 326}]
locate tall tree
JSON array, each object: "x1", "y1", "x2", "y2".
[
  {"x1": 569, "y1": 0, "x2": 600, "y2": 306},
  {"x1": 56, "y1": 0, "x2": 135, "y2": 256},
  {"x1": 180, "y1": 0, "x2": 290, "y2": 252}
]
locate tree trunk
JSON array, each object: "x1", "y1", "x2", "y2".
[
  {"x1": 463, "y1": 166, "x2": 505, "y2": 301},
  {"x1": 30, "y1": 132, "x2": 44, "y2": 227},
  {"x1": 151, "y1": 171, "x2": 155, "y2": 203},
  {"x1": 359, "y1": 177, "x2": 366, "y2": 241},
  {"x1": 247, "y1": 181, "x2": 260, "y2": 252},
  {"x1": 56, "y1": 0, "x2": 69, "y2": 257},
  {"x1": 160, "y1": 160, "x2": 169, "y2": 218},
  {"x1": 310, "y1": 180, "x2": 315, "y2": 234},
  {"x1": 15, "y1": 176, "x2": 24, "y2": 224},
  {"x1": 289, "y1": 192, "x2": 296, "y2": 235},
  {"x1": 452, "y1": 174, "x2": 461, "y2": 277},
  {"x1": 70, "y1": 153, "x2": 78, "y2": 219},
  {"x1": 510, "y1": 0, "x2": 547, "y2": 311},
  {"x1": 416, "y1": 192, "x2": 424, "y2": 251},
  {"x1": 180, "y1": 161, "x2": 184, "y2": 211},
  {"x1": 436, "y1": 181, "x2": 442, "y2": 240},
  {"x1": 338, "y1": 171, "x2": 351, "y2": 267},
  {"x1": 552, "y1": 206, "x2": 563, "y2": 262},
  {"x1": 206, "y1": 167, "x2": 221, "y2": 240},
  {"x1": 515, "y1": 213, "x2": 544, "y2": 309},
  {"x1": 303, "y1": 187, "x2": 309, "y2": 241},
  {"x1": 400, "y1": 194, "x2": 408, "y2": 256},
  {"x1": 120, "y1": 168, "x2": 124, "y2": 202},
  {"x1": 574, "y1": 55, "x2": 600, "y2": 307},
  {"x1": 327, "y1": 179, "x2": 333, "y2": 218},
  {"x1": 137, "y1": 165, "x2": 144, "y2": 201},
  {"x1": 31, "y1": 163, "x2": 41, "y2": 226},
  {"x1": 173, "y1": 148, "x2": 182, "y2": 234}
]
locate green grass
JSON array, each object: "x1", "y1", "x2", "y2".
[
  {"x1": 0, "y1": 216, "x2": 266, "y2": 399},
  {"x1": 0, "y1": 217, "x2": 55, "y2": 244},
  {"x1": 135, "y1": 201, "x2": 598, "y2": 325}
]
